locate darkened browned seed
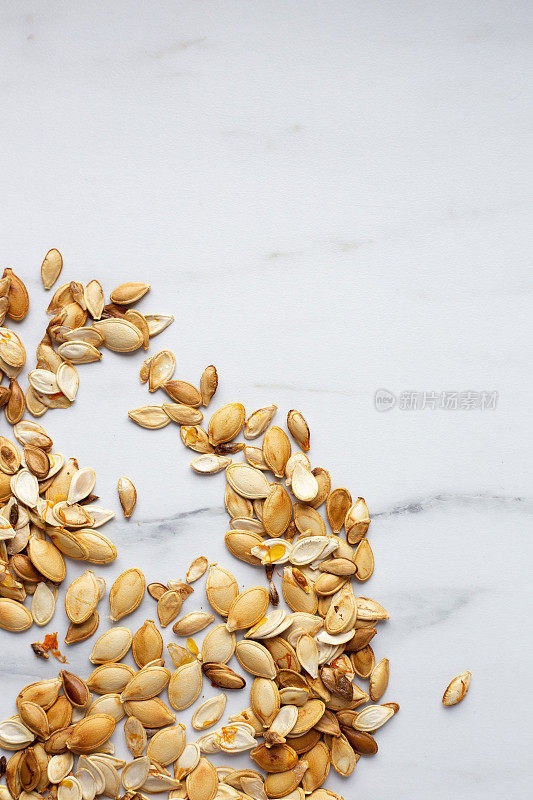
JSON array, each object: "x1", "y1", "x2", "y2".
[
  {"x1": 202, "y1": 662, "x2": 246, "y2": 689},
  {"x1": 31, "y1": 643, "x2": 49, "y2": 660},
  {"x1": 0, "y1": 755, "x2": 6, "y2": 777},
  {"x1": 60, "y1": 670, "x2": 90, "y2": 707},
  {"x1": 214, "y1": 442, "x2": 245, "y2": 455},
  {"x1": 340, "y1": 725, "x2": 378, "y2": 755}
]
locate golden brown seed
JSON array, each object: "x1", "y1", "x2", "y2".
[
  {"x1": 3, "y1": 268, "x2": 29, "y2": 320},
  {"x1": 200, "y1": 365, "x2": 218, "y2": 407},
  {"x1": 262, "y1": 426, "x2": 291, "y2": 478},
  {"x1": 286, "y1": 410, "x2": 310, "y2": 451},
  {"x1": 118, "y1": 477, "x2": 137, "y2": 518},
  {"x1": 6, "y1": 379, "x2": 25, "y2": 425},
  {"x1": 442, "y1": 671, "x2": 471, "y2": 706},
  {"x1": 164, "y1": 380, "x2": 202, "y2": 407},
  {"x1": 66, "y1": 714, "x2": 116, "y2": 754},
  {"x1": 208, "y1": 403, "x2": 245, "y2": 446},
  {"x1": 132, "y1": 619, "x2": 163, "y2": 668},
  {"x1": 326, "y1": 488, "x2": 352, "y2": 533},
  {"x1": 41, "y1": 250, "x2": 63, "y2": 290},
  {"x1": 109, "y1": 568, "x2": 145, "y2": 621}
]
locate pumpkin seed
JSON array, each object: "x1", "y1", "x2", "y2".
[
  {"x1": 286, "y1": 410, "x2": 310, "y2": 452},
  {"x1": 65, "y1": 570, "x2": 99, "y2": 624},
  {"x1": 226, "y1": 586, "x2": 269, "y2": 633},
  {"x1": 235, "y1": 640, "x2": 277, "y2": 679},
  {"x1": 90, "y1": 626, "x2": 133, "y2": 664},
  {"x1": 191, "y1": 694, "x2": 227, "y2": 731},
  {"x1": 109, "y1": 568, "x2": 145, "y2": 621},
  {"x1": 208, "y1": 403, "x2": 245, "y2": 446},
  {"x1": 244, "y1": 406, "x2": 277, "y2": 439},
  {"x1": 109, "y1": 282, "x2": 150, "y2": 305},
  {"x1": 117, "y1": 477, "x2": 137, "y2": 518},
  {"x1": 132, "y1": 619, "x2": 163, "y2": 668},
  {"x1": 164, "y1": 380, "x2": 202, "y2": 407},
  {"x1": 128, "y1": 406, "x2": 171, "y2": 429},
  {"x1": 31, "y1": 581, "x2": 56, "y2": 625},
  {"x1": 87, "y1": 664, "x2": 135, "y2": 694},
  {"x1": 191, "y1": 454, "x2": 231, "y2": 473},
  {"x1": 121, "y1": 666, "x2": 171, "y2": 702},
  {"x1": 67, "y1": 714, "x2": 116, "y2": 754},
  {"x1": 0, "y1": 597, "x2": 33, "y2": 631},
  {"x1": 200, "y1": 366, "x2": 218, "y2": 407},
  {"x1": 442, "y1": 671, "x2": 471, "y2": 706},
  {"x1": 226, "y1": 464, "x2": 271, "y2": 499},
  {"x1": 162, "y1": 403, "x2": 203, "y2": 424},
  {"x1": 168, "y1": 660, "x2": 203, "y2": 711},
  {"x1": 262, "y1": 426, "x2": 291, "y2": 478},
  {"x1": 124, "y1": 716, "x2": 148, "y2": 758}
]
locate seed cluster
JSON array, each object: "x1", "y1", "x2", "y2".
[{"x1": 0, "y1": 253, "x2": 470, "y2": 800}]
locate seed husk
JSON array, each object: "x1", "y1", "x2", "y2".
[
  {"x1": 442, "y1": 671, "x2": 471, "y2": 706},
  {"x1": 157, "y1": 590, "x2": 183, "y2": 627},
  {"x1": 146, "y1": 724, "x2": 186, "y2": 765},
  {"x1": 264, "y1": 760, "x2": 308, "y2": 799},
  {"x1": 286, "y1": 410, "x2": 310, "y2": 452},
  {"x1": 262, "y1": 426, "x2": 291, "y2": 477},
  {"x1": 0, "y1": 597, "x2": 33, "y2": 631},
  {"x1": 201, "y1": 624, "x2": 236, "y2": 665},
  {"x1": 109, "y1": 282, "x2": 150, "y2": 304},
  {"x1": 86, "y1": 663, "x2": 135, "y2": 695},
  {"x1": 202, "y1": 662, "x2": 245, "y2": 690},
  {"x1": 208, "y1": 403, "x2": 245, "y2": 446},
  {"x1": 244, "y1": 405, "x2": 277, "y2": 439},
  {"x1": 369, "y1": 657, "x2": 389, "y2": 701},
  {"x1": 122, "y1": 698, "x2": 175, "y2": 728},
  {"x1": 191, "y1": 694, "x2": 227, "y2": 731},
  {"x1": 90, "y1": 626, "x2": 133, "y2": 664},
  {"x1": 168, "y1": 660, "x2": 203, "y2": 711},
  {"x1": 84, "y1": 280, "x2": 105, "y2": 319},
  {"x1": 132, "y1": 619, "x2": 163, "y2": 668},
  {"x1": 164, "y1": 380, "x2": 202, "y2": 407},
  {"x1": 345, "y1": 498, "x2": 370, "y2": 544},
  {"x1": 128, "y1": 406, "x2": 171, "y2": 429},
  {"x1": 262, "y1": 484, "x2": 292, "y2": 538},
  {"x1": 235, "y1": 640, "x2": 277, "y2": 679},
  {"x1": 3, "y1": 268, "x2": 29, "y2": 320},
  {"x1": 340, "y1": 726, "x2": 378, "y2": 756},
  {"x1": 67, "y1": 714, "x2": 116, "y2": 754},
  {"x1": 6, "y1": 379, "x2": 25, "y2": 424},
  {"x1": 225, "y1": 530, "x2": 264, "y2": 565},
  {"x1": 18, "y1": 701, "x2": 50, "y2": 738},
  {"x1": 31, "y1": 581, "x2": 56, "y2": 626},
  {"x1": 41, "y1": 248, "x2": 63, "y2": 290},
  {"x1": 290, "y1": 462, "x2": 318, "y2": 503},
  {"x1": 186, "y1": 757, "x2": 218, "y2": 800},
  {"x1": 200, "y1": 366, "x2": 218, "y2": 407},
  {"x1": 180, "y1": 425, "x2": 213, "y2": 453},
  {"x1": 57, "y1": 341, "x2": 102, "y2": 364},
  {"x1": 172, "y1": 611, "x2": 214, "y2": 636},
  {"x1": 65, "y1": 570, "x2": 99, "y2": 624},
  {"x1": 121, "y1": 665, "x2": 171, "y2": 702},
  {"x1": 124, "y1": 716, "x2": 148, "y2": 759},
  {"x1": 326, "y1": 488, "x2": 352, "y2": 534},
  {"x1": 109, "y1": 568, "x2": 145, "y2": 621},
  {"x1": 23, "y1": 445, "x2": 50, "y2": 479},
  {"x1": 118, "y1": 477, "x2": 137, "y2": 519},
  {"x1": 148, "y1": 350, "x2": 176, "y2": 391},
  {"x1": 162, "y1": 403, "x2": 203, "y2": 425},
  {"x1": 226, "y1": 586, "x2": 269, "y2": 633},
  {"x1": 60, "y1": 670, "x2": 90, "y2": 707}
]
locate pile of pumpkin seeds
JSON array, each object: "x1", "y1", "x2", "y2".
[
  {"x1": 0, "y1": 253, "x2": 471, "y2": 800},
  {"x1": 0, "y1": 251, "x2": 174, "y2": 422}
]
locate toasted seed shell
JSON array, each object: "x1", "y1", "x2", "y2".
[
  {"x1": 226, "y1": 586, "x2": 270, "y2": 633},
  {"x1": 148, "y1": 350, "x2": 176, "y2": 392},
  {"x1": 41, "y1": 250, "x2": 63, "y2": 290},
  {"x1": 168, "y1": 660, "x2": 203, "y2": 711},
  {"x1": 60, "y1": 670, "x2": 90, "y2": 707},
  {"x1": 200, "y1": 366, "x2": 218, "y2": 407},
  {"x1": 326, "y1": 488, "x2": 352, "y2": 534},
  {"x1": 286, "y1": 410, "x2": 310, "y2": 452},
  {"x1": 132, "y1": 619, "x2": 163, "y2": 668},
  {"x1": 128, "y1": 406, "x2": 171, "y2": 430},
  {"x1": 205, "y1": 565, "x2": 239, "y2": 617},
  {"x1": 202, "y1": 662, "x2": 245, "y2": 690},
  {"x1": 236, "y1": 640, "x2": 277, "y2": 679},
  {"x1": 87, "y1": 663, "x2": 135, "y2": 694},
  {"x1": 118, "y1": 477, "x2": 137, "y2": 519},
  {"x1": 0, "y1": 597, "x2": 33, "y2": 631},
  {"x1": 109, "y1": 569, "x2": 145, "y2": 621},
  {"x1": 442, "y1": 671, "x2": 471, "y2": 706},
  {"x1": 262, "y1": 426, "x2": 291, "y2": 478},
  {"x1": 244, "y1": 405, "x2": 277, "y2": 439},
  {"x1": 65, "y1": 570, "x2": 99, "y2": 624},
  {"x1": 226, "y1": 464, "x2": 271, "y2": 499},
  {"x1": 201, "y1": 624, "x2": 236, "y2": 665},
  {"x1": 345, "y1": 498, "x2": 371, "y2": 544},
  {"x1": 340, "y1": 725, "x2": 378, "y2": 755},
  {"x1": 121, "y1": 665, "x2": 171, "y2": 702},
  {"x1": 164, "y1": 381, "x2": 202, "y2": 407},
  {"x1": 180, "y1": 425, "x2": 213, "y2": 453},
  {"x1": 208, "y1": 403, "x2": 245, "y2": 446},
  {"x1": 369, "y1": 657, "x2": 389, "y2": 701},
  {"x1": 122, "y1": 698, "x2": 175, "y2": 728},
  {"x1": 110, "y1": 282, "x2": 150, "y2": 304},
  {"x1": 67, "y1": 715, "x2": 116, "y2": 754},
  {"x1": 290, "y1": 463, "x2": 318, "y2": 503},
  {"x1": 124, "y1": 716, "x2": 147, "y2": 759},
  {"x1": 31, "y1": 581, "x2": 56, "y2": 625},
  {"x1": 19, "y1": 701, "x2": 50, "y2": 738},
  {"x1": 186, "y1": 757, "x2": 218, "y2": 800},
  {"x1": 90, "y1": 626, "x2": 133, "y2": 664},
  {"x1": 162, "y1": 403, "x2": 203, "y2": 425},
  {"x1": 173, "y1": 611, "x2": 214, "y2": 636},
  {"x1": 157, "y1": 590, "x2": 183, "y2": 627},
  {"x1": 191, "y1": 695, "x2": 227, "y2": 731}
]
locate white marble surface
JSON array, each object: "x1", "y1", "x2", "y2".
[{"x1": 1, "y1": 1, "x2": 532, "y2": 798}]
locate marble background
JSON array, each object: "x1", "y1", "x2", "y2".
[{"x1": 1, "y1": 1, "x2": 532, "y2": 798}]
